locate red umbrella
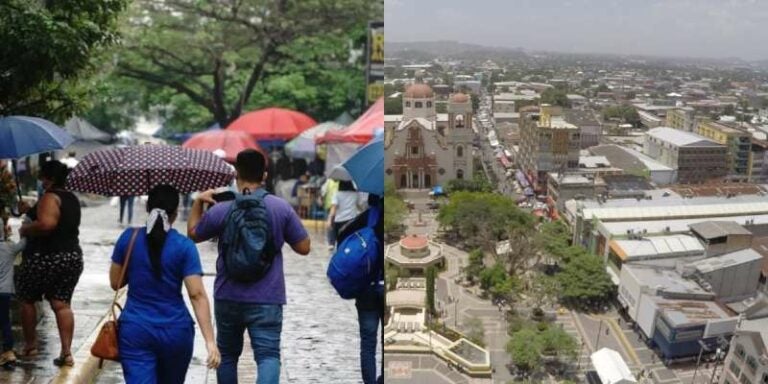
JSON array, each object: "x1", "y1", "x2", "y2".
[
  {"x1": 227, "y1": 107, "x2": 317, "y2": 141},
  {"x1": 66, "y1": 144, "x2": 234, "y2": 196},
  {"x1": 317, "y1": 98, "x2": 383, "y2": 144},
  {"x1": 182, "y1": 129, "x2": 263, "y2": 163}
]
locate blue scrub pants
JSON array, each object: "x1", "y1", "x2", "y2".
[{"x1": 118, "y1": 321, "x2": 194, "y2": 384}]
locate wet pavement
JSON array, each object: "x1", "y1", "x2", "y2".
[{"x1": 3, "y1": 198, "x2": 379, "y2": 383}]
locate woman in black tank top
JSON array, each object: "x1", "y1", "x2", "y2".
[{"x1": 16, "y1": 161, "x2": 83, "y2": 367}]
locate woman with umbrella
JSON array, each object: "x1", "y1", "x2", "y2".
[{"x1": 15, "y1": 161, "x2": 83, "y2": 366}]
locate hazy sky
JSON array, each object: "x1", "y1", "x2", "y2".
[{"x1": 385, "y1": 0, "x2": 768, "y2": 60}]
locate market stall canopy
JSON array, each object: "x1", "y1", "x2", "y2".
[
  {"x1": 227, "y1": 107, "x2": 317, "y2": 141},
  {"x1": 64, "y1": 117, "x2": 112, "y2": 143},
  {"x1": 284, "y1": 121, "x2": 344, "y2": 159},
  {"x1": 182, "y1": 129, "x2": 263, "y2": 163},
  {"x1": 317, "y1": 98, "x2": 383, "y2": 144}
]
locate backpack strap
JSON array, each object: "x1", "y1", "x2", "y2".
[{"x1": 366, "y1": 202, "x2": 381, "y2": 228}]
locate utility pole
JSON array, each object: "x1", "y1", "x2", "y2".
[
  {"x1": 594, "y1": 318, "x2": 605, "y2": 350},
  {"x1": 692, "y1": 340, "x2": 709, "y2": 383}
]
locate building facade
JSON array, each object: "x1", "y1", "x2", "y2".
[
  {"x1": 697, "y1": 120, "x2": 751, "y2": 181},
  {"x1": 643, "y1": 127, "x2": 728, "y2": 184},
  {"x1": 666, "y1": 107, "x2": 698, "y2": 132},
  {"x1": 518, "y1": 105, "x2": 581, "y2": 190},
  {"x1": 385, "y1": 81, "x2": 475, "y2": 189}
]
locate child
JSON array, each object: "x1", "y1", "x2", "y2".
[{"x1": 0, "y1": 203, "x2": 26, "y2": 370}]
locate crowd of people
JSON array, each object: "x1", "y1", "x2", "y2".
[{"x1": 0, "y1": 149, "x2": 383, "y2": 384}]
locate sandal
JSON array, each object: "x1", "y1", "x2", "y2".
[
  {"x1": 53, "y1": 354, "x2": 74, "y2": 367},
  {"x1": 20, "y1": 347, "x2": 38, "y2": 359}
]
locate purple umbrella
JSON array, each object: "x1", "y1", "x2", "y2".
[{"x1": 66, "y1": 144, "x2": 235, "y2": 196}]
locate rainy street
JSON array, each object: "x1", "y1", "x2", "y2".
[{"x1": 2, "y1": 197, "x2": 380, "y2": 383}]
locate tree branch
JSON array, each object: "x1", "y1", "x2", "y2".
[{"x1": 117, "y1": 64, "x2": 215, "y2": 113}]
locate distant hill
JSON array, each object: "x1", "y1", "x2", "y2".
[{"x1": 386, "y1": 40, "x2": 526, "y2": 59}]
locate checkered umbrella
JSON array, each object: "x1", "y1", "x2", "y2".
[{"x1": 66, "y1": 144, "x2": 235, "y2": 196}]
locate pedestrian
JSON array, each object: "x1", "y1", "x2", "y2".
[
  {"x1": 15, "y1": 161, "x2": 83, "y2": 366},
  {"x1": 188, "y1": 149, "x2": 310, "y2": 384},
  {"x1": 320, "y1": 178, "x2": 339, "y2": 250},
  {"x1": 110, "y1": 185, "x2": 220, "y2": 383},
  {"x1": 327, "y1": 180, "x2": 367, "y2": 249},
  {"x1": 0, "y1": 204, "x2": 26, "y2": 369},
  {"x1": 335, "y1": 195, "x2": 384, "y2": 384},
  {"x1": 119, "y1": 195, "x2": 135, "y2": 226}
]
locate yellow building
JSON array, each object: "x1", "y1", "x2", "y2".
[
  {"x1": 696, "y1": 120, "x2": 751, "y2": 180},
  {"x1": 666, "y1": 107, "x2": 697, "y2": 132}
]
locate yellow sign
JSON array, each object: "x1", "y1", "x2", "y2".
[
  {"x1": 368, "y1": 83, "x2": 383, "y2": 102},
  {"x1": 370, "y1": 30, "x2": 384, "y2": 63}
]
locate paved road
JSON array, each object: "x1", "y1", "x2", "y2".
[{"x1": 2, "y1": 198, "x2": 378, "y2": 383}]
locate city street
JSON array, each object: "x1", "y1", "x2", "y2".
[{"x1": 3, "y1": 197, "x2": 378, "y2": 383}]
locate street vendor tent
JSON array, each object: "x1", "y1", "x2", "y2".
[
  {"x1": 318, "y1": 98, "x2": 383, "y2": 175},
  {"x1": 590, "y1": 348, "x2": 637, "y2": 384}
]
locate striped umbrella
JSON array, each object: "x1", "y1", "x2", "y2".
[{"x1": 66, "y1": 144, "x2": 235, "y2": 196}]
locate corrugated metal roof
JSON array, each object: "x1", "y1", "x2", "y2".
[{"x1": 646, "y1": 127, "x2": 722, "y2": 147}]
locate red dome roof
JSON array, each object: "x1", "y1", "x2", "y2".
[
  {"x1": 450, "y1": 92, "x2": 469, "y2": 103},
  {"x1": 404, "y1": 83, "x2": 434, "y2": 98},
  {"x1": 400, "y1": 235, "x2": 428, "y2": 249}
]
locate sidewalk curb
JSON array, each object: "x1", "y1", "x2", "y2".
[{"x1": 51, "y1": 290, "x2": 127, "y2": 384}]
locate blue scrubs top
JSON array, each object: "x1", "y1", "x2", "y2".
[{"x1": 111, "y1": 228, "x2": 203, "y2": 326}]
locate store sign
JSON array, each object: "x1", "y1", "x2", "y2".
[{"x1": 366, "y1": 20, "x2": 384, "y2": 105}]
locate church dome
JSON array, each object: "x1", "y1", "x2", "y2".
[
  {"x1": 450, "y1": 92, "x2": 469, "y2": 103},
  {"x1": 404, "y1": 83, "x2": 434, "y2": 99}
]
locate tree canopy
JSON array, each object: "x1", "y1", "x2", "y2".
[
  {"x1": 0, "y1": 0, "x2": 127, "y2": 122},
  {"x1": 384, "y1": 180, "x2": 407, "y2": 241},
  {"x1": 540, "y1": 87, "x2": 570, "y2": 108},
  {"x1": 556, "y1": 252, "x2": 615, "y2": 309},
  {"x1": 99, "y1": 0, "x2": 380, "y2": 133}
]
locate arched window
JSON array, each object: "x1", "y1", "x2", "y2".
[
  {"x1": 456, "y1": 145, "x2": 464, "y2": 158},
  {"x1": 457, "y1": 169, "x2": 464, "y2": 180},
  {"x1": 415, "y1": 102, "x2": 423, "y2": 108},
  {"x1": 412, "y1": 173, "x2": 419, "y2": 187},
  {"x1": 455, "y1": 114, "x2": 464, "y2": 128},
  {"x1": 425, "y1": 174, "x2": 432, "y2": 188},
  {"x1": 400, "y1": 174, "x2": 407, "y2": 188}
]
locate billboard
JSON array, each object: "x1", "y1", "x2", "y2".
[{"x1": 366, "y1": 20, "x2": 384, "y2": 105}]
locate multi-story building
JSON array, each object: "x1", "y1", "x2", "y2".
[
  {"x1": 384, "y1": 80, "x2": 475, "y2": 189},
  {"x1": 643, "y1": 127, "x2": 728, "y2": 184},
  {"x1": 719, "y1": 298, "x2": 768, "y2": 384},
  {"x1": 750, "y1": 139, "x2": 768, "y2": 184},
  {"x1": 697, "y1": 120, "x2": 752, "y2": 181},
  {"x1": 666, "y1": 107, "x2": 698, "y2": 132},
  {"x1": 518, "y1": 104, "x2": 581, "y2": 190},
  {"x1": 564, "y1": 109, "x2": 602, "y2": 149}
]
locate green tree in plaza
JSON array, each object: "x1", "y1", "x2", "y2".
[
  {"x1": 602, "y1": 105, "x2": 640, "y2": 126},
  {"x1": 463, "y1": 316, "x2": 486, "y2": 347},
  {"x1": 425, "y1": 266, "x2": 436, "y2": 315},
  {"x1": 470, "y1": 94, "x2": 480, "y2": 112},
  {"x1": 507, "y1": 328, "x2": 542, "y2": 375},
  {"x1": 0, "y1": 0, "x2": 128, "y2": 121},
  {"x1": 540, "y1": 87, "x2": 570, "y2": 108},
  {"x1": 384, "y1": 180, "x2": 407, "y2": 241},
  {"x1": 445, "y1": 173, "x2": 493, "y2": 193},
  {"x1": 463, "y1": 249, "x2": 485, "y2": 283},
  {"x1": 556, "y1": 253, "x2": 615, "y2": 309},
  {"x1": 535, "y1": 220, "x2": 571, "y2": 262},
  {"x1": 104, "y1": 0, "x2": 380, "y2": 132},
  {"x1": 539, "y1": 326, "x2": 577, "y2": 360},
  {"x1": 437, "y1": 191, "x2": 533, "y2": 251}
]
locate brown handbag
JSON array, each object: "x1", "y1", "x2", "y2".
[{"x1": 91, "y1": 228, "x2": 140, "y2": 366}]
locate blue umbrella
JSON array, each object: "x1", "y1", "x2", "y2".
[
  {"x1": 339, "y1": 136, "x2": 383, "y2": 196},
  {"x1": 0, "y1": 116, "x2": 75, "y2": 159},
  {"x1": 0, "y1": 116, "x2": 74, "y2": 206}
]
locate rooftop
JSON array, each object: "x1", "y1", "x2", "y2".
[
  {"x1": 610, "y1": 235, "x2": 704, "y2": 261},
  {"x1": 623, "y1": 265, "x2": 712, "y2": 297},
  {"x1": 579, "y1": 155, "x2": 611, "y2": 169},
  {"x1": 400, "y1": 235, "x2": 429, "y2": 249},
  {"x1": 646, "y1": 127, "x2": 722, "y2": 148},
  {"x1": 689, "y1": 221, "x2": 752, "y2": 240},
  {"x1": 653, "y1": 297, "x2": 734, "y2": 327},
  {"x1": 688, "y1": 248, "x2": 763, "y2": 274}
]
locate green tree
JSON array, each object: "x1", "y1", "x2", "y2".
[
  {"x1": 540, "y1": 88, "x2": 570, "y2": 108},
  {"x1": 723, "y1": 104, "x2": 736, "y2": 116},
  {"x1": 463, "y1": 249, "x2": 485, "y2": 283},
  {"x1": 108, "y1": 0, "x2": 380, "y2": 130},
  {"x1": 437, "y1": 191, "x2": 533, "y2": 251},
  {"x1": 0, "y1": 1, "x2": 128, "y2": 121},
  {"x1": 471, "y1": 93, "x2": 480, "y2": 112},
  {"x1": 385, "y1": 95, "x2": 403, "y2": 114},
  {"x1": 384, "y1": 180, "x2": 407, "y2": 241},
  {"x1": 556, "y1": 253, "x2": 615, "y2": 309},
  {"x1": 539, "y1": 326, "x2": 577, "y2": 360},
  {"x1": 536, "y1": 220, "x2": 571, "y2": 262},
  {"x1": 507, "y1": 328, "x2": 542, "y2": 374},
  {"x1": 426, "y1": 266, "x2": 436, "y2": 315},
  {"x1": 463, "y1": 316, "x2": 486, "y2": 347},
  {"x1": 595, "y1": 83, "x2": 610, "y2": 94}
]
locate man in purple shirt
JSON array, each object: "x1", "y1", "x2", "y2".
[{"x1": 188, "y1": 149, "x2": 310, "y2": 384}]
